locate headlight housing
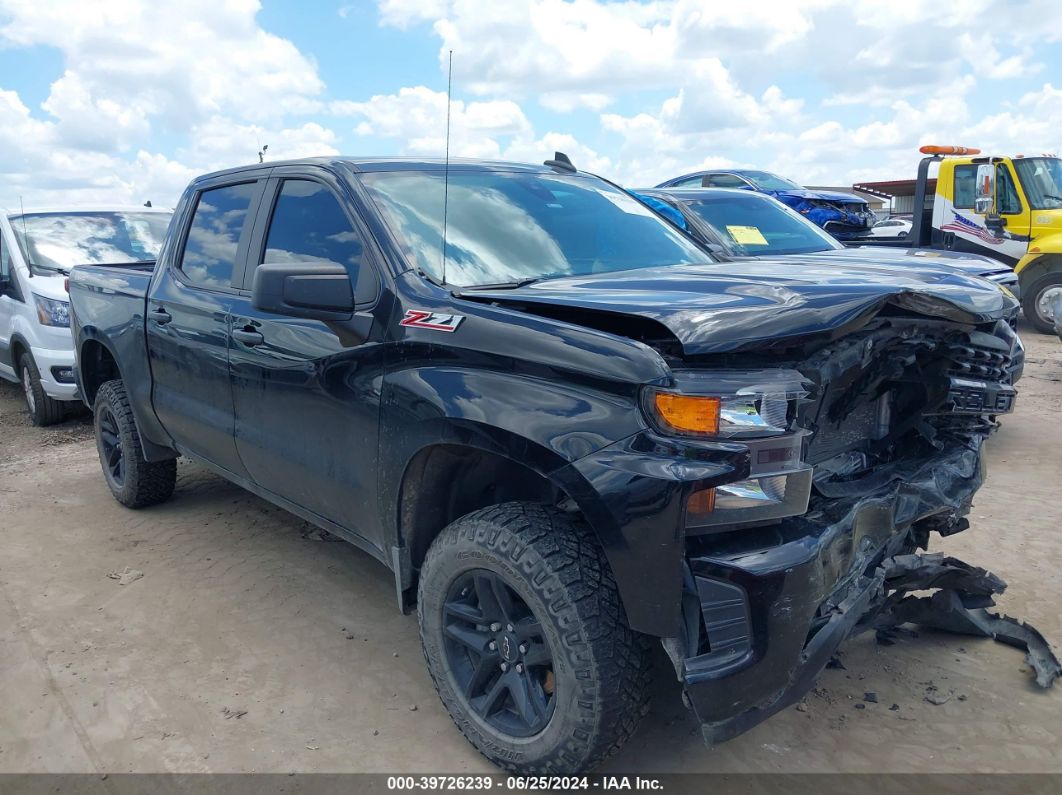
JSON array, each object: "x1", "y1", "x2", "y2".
[
  {"x1": 645, "y1": 369, "x2": 814, "y2": 530},
  {"x1": 644, "y1": 369, "x2": 806, "y2": 439},
  {"x1": 34, "y1": 294, "x2": 71, "y2": 328}
]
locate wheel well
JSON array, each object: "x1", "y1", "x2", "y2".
[
  {"x1": 79, "y1": 340, "x2": 121, "y2": 406},
  {"x1": 10, "y1": 337, "x2": 28, "y2": 373},
  {"x1": 1019, "y1": 254, "x2": 1062, "y2": 288},
  {"x1": 399, "y1": 444, "x2": 565, "y2": 585}
]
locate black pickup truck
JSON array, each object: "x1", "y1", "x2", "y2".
[{"x1": 69, "y1": 156, "x2": 1021, "y2": 774}]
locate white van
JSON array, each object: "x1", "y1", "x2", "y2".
[{"x1": 0, "y1": 206, "x2": 172, "y2": 425}]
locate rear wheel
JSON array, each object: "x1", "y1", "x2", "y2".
[
  {"x1": 1022, "y1": 272, "x2": 1062, "y2": 334},
  {"x1": 417, "y1": 503, "x2": 652, "y2": 774},
  {"x1": 93, "y1": 380, "x2": 176, "y2": 508},
  {"x1": 19, "y1": 353, "x2": 65, "y2": 426}
]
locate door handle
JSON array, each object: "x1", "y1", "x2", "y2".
[
  {"x1": 149, "y1": 306, "x2": 172, "y2": 325},
  {"x1": 232, "y1": 328, "x2": 265, "y2": 346}
]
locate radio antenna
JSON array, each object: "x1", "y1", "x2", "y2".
[
  {"x1": 440, "y1": 49, "x2": 453, "y2": 286},
  {"x1": 19, "y1": 196, "x2": 33, "y2": 278}
]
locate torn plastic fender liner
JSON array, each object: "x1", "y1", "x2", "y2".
[{"x1": 869, "y1": 553, "x2": 1062, "y2": 689}]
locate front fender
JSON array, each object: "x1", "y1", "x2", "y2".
[
  {"x1": 378, "y1": 364, "x2": 648, "y2": 527},
  {"x1": 1016, "y1": 240, "x2": 1062, "y2": 278}
]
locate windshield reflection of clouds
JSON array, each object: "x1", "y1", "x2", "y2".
[
  {"x1": 365, "y1": 174, "x2": 567, "y2": 284},
  {"x1": 361, "y1": 171, "x2": 708, "y2": 286},
  {"x1": 13, "y1": 212, "x2": 171, "y2": 273}
]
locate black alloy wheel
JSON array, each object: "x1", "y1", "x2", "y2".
[
  {"x1": 442, "y1": 569, "x2": 555, "y2": 737},
  {"x1": 97, "y1": 404, "x2": 126, "y2": 489}
]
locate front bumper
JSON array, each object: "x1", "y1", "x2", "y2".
[
  {"x1": 29, "y1": 345, "x2": 79, "y2": 401},
  {"x1": 681, "y1": 442, "x2": 984, "y2": 743}
]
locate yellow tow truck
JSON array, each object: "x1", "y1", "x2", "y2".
[{"x1": 857, "y1": 145, "x2": 1062, "y2": 334}]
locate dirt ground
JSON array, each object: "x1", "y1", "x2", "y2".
[{"x1": 1, "y1": 324, "x2": 1061, "y2": 775}]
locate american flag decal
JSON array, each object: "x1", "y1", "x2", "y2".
[
  {"x1": 400, "y1": 309, "x2": 465, "y2": 332},
  {"x1": 940, "y1": 212, "x2": 1004, "y2": 246}
]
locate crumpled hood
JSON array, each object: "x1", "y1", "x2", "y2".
[
  {"x1": 460, "y1": 261, "x2": 1015, "y2": 355},
  {"x1": 771, "y1": 247, "x2": 1013, "y2": 278},
  {"x1": 775, "y1": 188, "x2": 867, "y2": 206}
]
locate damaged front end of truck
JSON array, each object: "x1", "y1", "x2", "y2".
[
  {"x1": 467, "y1": 261, "x2": 1058, "y2": 744},
  {"x1": 660, "y1": 298, "x2": 1061, "y2": 742},
  {"x1": 674, "y1": 312, "x2": 1024, "y2": 742}
]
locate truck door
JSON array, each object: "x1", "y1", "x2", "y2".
[
  {"x1": 0, "y1": 227, "x2": 23, "y2": 380},
  {"x1": 942, "y1": 162, "x2": 1028, "y2": 265},
  {"x1": 993, "y1": 162, "x2": 1032, "y2": 256},
  {"x1": 146, "y1": 177, "x2": 267, "y2": 476},
  {"x1": 228, "y1": 173, "x2": 387, "y2": 549}
]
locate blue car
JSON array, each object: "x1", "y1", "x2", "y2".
[{"x1": 655, "y1": 169, "x2": 875, "y2": 240}]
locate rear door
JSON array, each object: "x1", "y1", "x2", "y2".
[
  {"x1": 228, "y1": 169, "x2": 388, "y2": 546},
  {"x1": 147, "y1": 175, "x2": 268, "y2": 475},
  {"x1": 0, "y1": 226, "x2": 23, "y2": 380}
]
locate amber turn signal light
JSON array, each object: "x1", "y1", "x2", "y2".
[
  {"x1": 652, "y1": 393, "x2": 721, "y2": 435},
  {"x1": 687, "y1": 488, "x2": 716, "y2": 515}
]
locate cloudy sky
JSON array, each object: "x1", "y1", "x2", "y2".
[{"x1": 1, "y1": 0, "x2": 1061, "y2": 208}]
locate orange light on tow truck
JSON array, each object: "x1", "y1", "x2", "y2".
[{"x1": 919, "y1": 145, "x2": 981, "y2": 155}]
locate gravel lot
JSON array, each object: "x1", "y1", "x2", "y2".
[{"x1": 2, "y1": 324, "x2": 1061, "y2": 775}]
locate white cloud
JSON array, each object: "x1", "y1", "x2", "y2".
[
  {"x1": 336, "y1": 86, "x2": 533, "y2": 158},
  {"x1": 0, "y1": 0, "x2": 324, "y2": 141},
  {"x1": 0, "y1": 0, "x2": 333, "y2": 206}
]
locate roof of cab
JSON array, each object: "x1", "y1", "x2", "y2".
[
  {"x1": 192, "y1": 156, "x2": 565, "y2": 184},
  {"x1": 637, "y1": 186, "x2": 777, "y2": 202},
  {"x1": 3, "y1": 204, "x2": 174, "y2": 217}
]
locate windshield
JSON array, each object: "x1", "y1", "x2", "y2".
[
  {"x1": 681, "y1": 193, "x2": 841, "y2": 256},
  {"x1": 738, "y1": 171, "x2": 802, "y2": 192},
  {"x1": 359, "y1": 170, "x2": 712, "y2": 287},
  {"x1": 9, "y1": 211, "x2": 172, "y2": 275},
  {"x1": 1013, "y1": 157, "x2": 1062, "y2": 210}
]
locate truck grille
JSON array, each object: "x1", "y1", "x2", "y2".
[{"x1": 802, "y1": 321, "x2": 1016, "y2": 482}]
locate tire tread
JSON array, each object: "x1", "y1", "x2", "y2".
[
  {"x1": 94, "y1": 380, "x2": 176, "y2": 508},
  {"x1": 418, "y1": 502, "x2": 652, "y2": 774}
]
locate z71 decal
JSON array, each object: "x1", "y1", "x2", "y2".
[{"x1": 400, "y1": 309, "x2": 465, "y2": 332}]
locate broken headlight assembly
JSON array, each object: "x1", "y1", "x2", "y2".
[{"x1": 643, "y1": 369, "x2": 814, "y2": 531}]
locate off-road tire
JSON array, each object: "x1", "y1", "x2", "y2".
[
  {"x1": 1022, "y1": 272, "x2": 1062, "y2": 334},
  {"x1": 93, "y1": 379, "x2": 176, "y2": 508},
  {"x1": 417, "y1": 502, "x2": 653, "y2": 774},
  {"x1": 19, "y1": 353, "x2": 65, "y2": 426}
]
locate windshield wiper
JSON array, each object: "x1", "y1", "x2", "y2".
[
  {"x1": 459, "y1": 277, "x2": 546, "y2": 291},
  {"x1": 30, "y1": 263, "x2": 69, "y2": 277},
  {"x1": 1044, "y1": 193, "x2": 1062, "y2": 203}
]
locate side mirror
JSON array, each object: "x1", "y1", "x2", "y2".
[
  {"x1": 974, "y1": 163, "x2": 995, "y2": 215},
  {"x1": 252, "y1": 262, "x2": 354, "y2": 320}
]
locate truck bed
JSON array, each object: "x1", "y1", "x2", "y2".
[{"x1": 68, "y1": 262, "x2": 157, "y2": 436}]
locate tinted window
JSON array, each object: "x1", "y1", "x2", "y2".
[
  {"x1": 262, "y1": 180, "x2": 363, "y2": 281},
  {"x1": 180, "y1": 182, "x2": 257, "y2": 289},
  {"x1": 671, "y1": 175, "x2": 707, "y2": 188},
  {"x1": 683, "y1": 193, "x2": 841, "y2": 256},
  {"x1": 953, "y1": 164, "x2": 977, "y2": 209},
  {"x1": 996, "y1": 165, "x2": 1021, "y2": 215},
  {"x1": 0, "y1": 232, "x2": 21, "y2": 301},
  {"x1": 361, "y1": 171, "x2": 711, "y2": 287},
  {"x1": 706, "y1": 174, "x2": 747, "y2": 188},
  {"x1": 0, "y1": 232, "x2": 10, "y2": 278},
  {"x1": 739, "y1": 171, "x2": 801, "y2": 191}
]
